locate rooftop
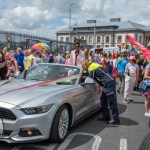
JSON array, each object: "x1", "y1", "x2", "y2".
[
  {"x1": 143, "y1": 26, "x2": 150, "y2": 31},
  {"x1": 57, "y1": 20, "x2": 149, "y2": 33}
]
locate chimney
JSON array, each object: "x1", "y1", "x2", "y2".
[{"x1": 110, "y1": 18, "x2": 121, "y2": 22}]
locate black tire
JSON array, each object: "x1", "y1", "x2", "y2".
[
  {"x1": 139, "y1": 133, "x2": 150, "y2": 150},
  {"x1": 50, "y1": 105, "x2": 69, "y2": 143}
]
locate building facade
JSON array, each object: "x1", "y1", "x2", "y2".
[{"x1": 56, "y1": 19, "x2": 150, "y2": 51}]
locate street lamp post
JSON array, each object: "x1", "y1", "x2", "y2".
[
  {"x1": 76, "y1": 21, "x2": 78, "y2": 38},
  {"x1": 93, "y1": 23, "x2": 96, "y2": 48},
  {"x1": 9, "y1": 25, "x2": 12, "y2": 49},
  {"x1": 72, "y1": 18, "x2": 78, "y2": 38},
  {"x1": 69, "y1": 3, "x2": 73, "y2": 50}
]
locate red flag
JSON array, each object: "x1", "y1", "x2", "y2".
[{"x1": 126, "y1": 33, "x2": 150, "y2": 60}]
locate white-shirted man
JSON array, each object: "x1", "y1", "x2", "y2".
[{"x1": 69, "y1": 42, "x2": 85, "y2": 67}]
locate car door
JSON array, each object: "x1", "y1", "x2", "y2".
[
  {"x1": 92, "y1": 81, "x2": 101, "y2": 107},
  {"x1": 72, "y1": 74, "x2": 101, "y2": 121},
  {"x1": 70, "y1": 82, "x2": 93, "y2": 121}
]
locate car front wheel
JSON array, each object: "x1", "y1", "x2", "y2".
[{"x1": 50, "y1": 105, "x2": 69, "y2": 142}]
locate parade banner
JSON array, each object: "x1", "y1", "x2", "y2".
[{"x1": 126, "y1": 33, "x2": 150, "y2": 60}]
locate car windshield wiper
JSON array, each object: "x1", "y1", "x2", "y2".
[{"x1": 56, "y1": 81, "x2": 71, "y2": 85}]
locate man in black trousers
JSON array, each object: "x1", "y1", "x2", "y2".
[{"x1": 82, "y1": 60, "x2": 120, "y2": 125}]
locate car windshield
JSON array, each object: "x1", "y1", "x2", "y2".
[{"x1": 17, "y1": 64, "x2": 81, "y2": 85}]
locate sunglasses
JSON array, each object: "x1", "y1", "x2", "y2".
[{"x1": 75, "y1": 45, "x2": 80, "y2": 47}]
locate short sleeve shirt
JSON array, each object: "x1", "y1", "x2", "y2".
[
  {"x1": 125, "y1": 63, "x2": 139, "y2": 77},
  {"x1": 25, "y1": 55, "x2": 37, "y2": 70}
]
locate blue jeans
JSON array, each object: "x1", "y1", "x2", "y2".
[{"x1": 118, "y1": 74, "x2": 125, "y2": 94}]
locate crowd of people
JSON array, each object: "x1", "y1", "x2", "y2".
[{"x1": 0, "y1": 42, "x2": 150, "y2": 120}]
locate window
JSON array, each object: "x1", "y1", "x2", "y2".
[
  {"x1": 105, "y1": 36, "x2": 110, "y2": 43},
  {"x1": 97, "y1": 36, "x2": 101, "y2": 43},
  {"x1": 18, "y1": 64, "x2": 80, "y2": 84},
  {"x1": 89, "y1": 36, "x2": 93, "y2": 44},
  {"x1": 105, "y1": 45, "x2": 110, "y2": 47},
  {"x1": 125, "y1": 36, "x2": 130, "y2": 43},
  {"x1": 74, "y1": 37, "x2": 77, "y2": 43},
  {"x1": 139, "y1": 36, "x2": 142, "y2": 43},
  {"x1": 97, "y1": 45, "x2": 101, "y2": 48},
  {"x1": 66, "y1": 37, "x2": 69, "y2": 42},
  {"x1": 60, "y1": 37, "x2": 64, "y2": 42},
  {"x1": 81, "y1": 36, "x2": 84, "y2": 40},
  {"x1": 117, "y1": 36, "x2": 122, "y2": 43}
]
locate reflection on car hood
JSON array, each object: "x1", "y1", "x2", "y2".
[{"x1": 0, "y1": 79, "x2": 74, "y2": 107}]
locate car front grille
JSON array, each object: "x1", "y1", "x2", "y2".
[{"x1": 0, "y1": 107, "x2": 17, "y2": 120}]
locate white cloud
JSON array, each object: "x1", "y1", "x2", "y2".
[
  {"x1": 0, "y1": 0, "x2": 149, "y2": 39},
  {"x1": 3, "y1": 6, "x2": 53, "y2": 29}
]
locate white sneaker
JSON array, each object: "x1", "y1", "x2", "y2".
[
  {"x1": 145, "y1": 113, "x2": 150, "y2": 117},
  {"x1": 123, "y1": 99, "x2": 130, "y2": 104}
]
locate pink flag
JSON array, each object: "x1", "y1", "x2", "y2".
[{"x1": 127, "y1": 33, "x2": 150, "y2": 60}]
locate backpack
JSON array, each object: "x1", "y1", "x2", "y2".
[
  {"x1": 139, "y1": 80, "x2": 150, "y2": 92},
  {"x1": 139, "y1": 63, "x2": 150, "y2": 92}
]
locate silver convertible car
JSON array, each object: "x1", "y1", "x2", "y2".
[{"x1": 0, "y1": 63, "x2": 101, "y2": 143}]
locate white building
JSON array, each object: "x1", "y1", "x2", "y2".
[{"x1": 56, "y1": 19, "x2": 150, "y2": 51}]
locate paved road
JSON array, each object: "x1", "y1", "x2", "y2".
[{"x1": 0, "y1": 90, "x2": 149, "y2": 150}]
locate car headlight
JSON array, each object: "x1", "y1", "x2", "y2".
[{"x1": 21, "y1": 104, "x2": 53, "y2": 115}]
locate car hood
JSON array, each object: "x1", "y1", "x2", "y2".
[{"x1": 0, "y1": 79, "x2": 74, "y2": 107}]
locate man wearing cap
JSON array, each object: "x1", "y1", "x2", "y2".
[{"x1": 124, "y1": 56, "x2": 139, "y2": 103}]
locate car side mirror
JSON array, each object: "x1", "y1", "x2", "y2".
[{"x1": 81, "y1": 77, "x2": 94, "y2": 86}]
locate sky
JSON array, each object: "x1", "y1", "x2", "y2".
[{"x1": 0, "y1": 0, "x2": 149, "y2": 39}]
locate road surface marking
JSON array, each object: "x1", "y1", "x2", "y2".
[
  {"x1": 92, "y1": 135, "x2": 102, "y2": 150},
  {"x1": 0, "y1": 119, "x2": 3, "y2": 138},
  {"x1": 11, "y1": 145, "x2": 46, "y2": 150},
  {"x1": 48, "y1": 143, "x2": 57, "y2": 150},
  {"x1": 120, "y1": 138, "x2": 127, "y2": 150},
  {"x1": 57, "y1": 132, "x2": 102, "y2": 150}
]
